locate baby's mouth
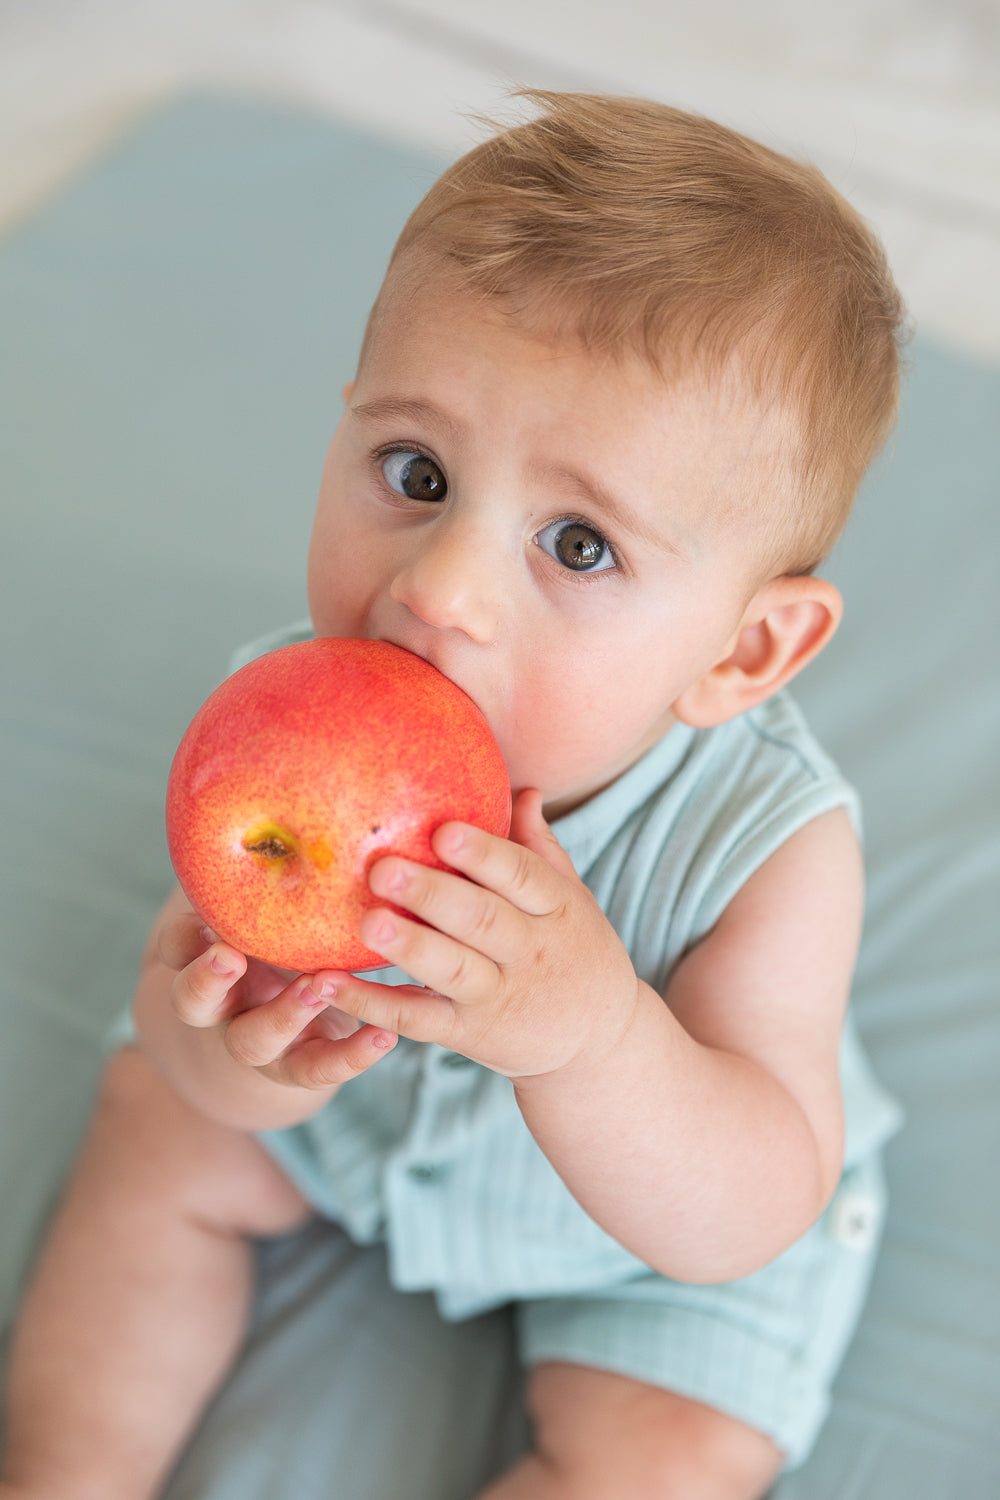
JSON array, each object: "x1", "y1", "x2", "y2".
[{"x1": 374, "y1": 635, "x2": 501, "y2": 741}]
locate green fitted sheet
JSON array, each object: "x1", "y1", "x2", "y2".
[{"x1": 1, "y1": 96, "x2": 998, "y2": 1496}]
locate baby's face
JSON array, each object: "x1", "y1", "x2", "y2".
[{"x1": 308, "y1": 270, "x2": 784, "y2": 817}]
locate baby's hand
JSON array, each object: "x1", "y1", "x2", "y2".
[
  {"x1": 322, "y1": 789, "x2": 641, "y2": 1080},
  {"x1": 158, "y1": 908, "x2": 397, "y2": 1090}
]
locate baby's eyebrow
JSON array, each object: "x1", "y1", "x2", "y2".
[{"x1": 351, "y1": 396, "x2": 462, "y2": 445}]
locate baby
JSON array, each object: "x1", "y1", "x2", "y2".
[{"x1": 0, "y1": 92, "x2": 906, "y2": 1499}]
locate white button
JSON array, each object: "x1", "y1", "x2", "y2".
[{"x1": 829, "y1": 1190, "x2": 880, "y2": 1251}]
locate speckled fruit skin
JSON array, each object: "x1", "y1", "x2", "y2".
[{"x1": 165, "y1": 638, "x2": 512, "y2": 972}]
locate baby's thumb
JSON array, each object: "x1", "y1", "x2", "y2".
[{"x1": 509, "y1": 788, "x2": 577, "y2": 879}]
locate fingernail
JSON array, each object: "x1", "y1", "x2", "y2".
[
  {"x1": 299, "y1": 982, "x2": 328, "y2": 1007},
  {"x1": 374, "y1": 862, "x2": 406, "y2": 895},
  {"x1": 440, "y1": 825, "x2": 467, "y2": 855},
  {"x1": 370, "y1": 1029, "x2": 397, "y2": 1050},
  {"x1": 210, "y1": 952, "x2": 235, "y2": 977},
  {"x1": 200, "y1": 925, "x2": 218, "y2": 945}
]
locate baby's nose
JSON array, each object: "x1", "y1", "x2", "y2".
[{"x1": 389, "y1": 522, "x2": 502, "y2": 644}]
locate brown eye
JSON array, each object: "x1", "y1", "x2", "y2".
[
  {"x1": 382, "y1": 450, "x2": 448, "y2": 502},
  {"x1": 536, "y1": 519, "x2": 616, "y2": 573}
]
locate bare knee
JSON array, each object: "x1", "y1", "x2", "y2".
[
  {"x1": 89, "y1": 1046, "x2": 313, "y2": 1239},
  {"x1": 526, "y1": 1362, "x2": 782, "y2": 1500}
]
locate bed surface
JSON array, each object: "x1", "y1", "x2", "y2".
[{"x1": 1, "y1": 97, "x2": 998, "y2": 1496}]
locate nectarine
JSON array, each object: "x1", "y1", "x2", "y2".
[{"x1": 166, "y1": 638, "x2": 511, "y2": 972}]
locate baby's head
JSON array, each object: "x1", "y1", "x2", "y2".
[
  {"x1": 366, "y1": 91, "x2": 906, "y2": 576},
  {"x1": 309, "y1": 93, "x2": 907, "y2": 814}
]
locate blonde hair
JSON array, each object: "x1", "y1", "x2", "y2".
[{"x1": 372, "y1": 91, "x2": 908, "y2": 574}]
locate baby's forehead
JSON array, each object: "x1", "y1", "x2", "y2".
[
  {"x1": 372, "y1": 258, "x2": 785, "y2": 411},
  {"x1": 363, "y1": 261, "x2": 801, "y2": 514}
]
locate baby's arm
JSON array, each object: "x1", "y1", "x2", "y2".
[
  {"x1": 325, "y1": 792, "x2": 860, "y2": 1284},
  {"x1": 514, "y1": 806, "x2": 859, "y2": 1283},
  {"x1": 130, "y1": 886, "x2": 397, "y2": 1133}
]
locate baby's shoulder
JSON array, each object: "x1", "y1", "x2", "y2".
[
  {"x1": 716, "y1": 691, "x2": 861, "y2": 838},
  {"x1": 736, "y1": 690, "x2": 847, "y2": 790},
  {"x1": 666, "y1": 692, "x2": 860, "y2": 945}
]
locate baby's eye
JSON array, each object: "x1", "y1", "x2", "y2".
[
  {"x1": 381, "y1": 449, "x2": 447, "y2": 502},
  {"x1": 535, "y1": 520, "x2": 617, "y2": 573}
]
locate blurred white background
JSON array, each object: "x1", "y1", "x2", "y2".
[{"x1": 1, "y1": 0, "x2": 998, "y2": 359}]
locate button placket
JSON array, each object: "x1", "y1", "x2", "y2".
[{"x1": 405, "y1": 1161, "x2": 448, "y2": 1185}]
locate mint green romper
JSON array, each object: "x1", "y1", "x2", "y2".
[{"x1": 179, "y1": 624, "x2": 907, "y2": 1467}]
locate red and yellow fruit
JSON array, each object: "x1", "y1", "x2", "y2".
[{"x1": 166, "y1": 637, "x2": 511, "y2": 971}]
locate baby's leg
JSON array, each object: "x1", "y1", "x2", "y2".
[
  {"x1": 478, "y1": 1362, "x2": 782, "y2": 1500},
  {"x1": 0, "y1": 1045, "x2": 312, "y2": 1500}
]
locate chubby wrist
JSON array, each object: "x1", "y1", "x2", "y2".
[{"x1": 512, "y1": 976, "x2": 671, "y2": 1100}]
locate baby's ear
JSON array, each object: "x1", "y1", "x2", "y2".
[{"x1": 673, "y1": 576, "x2": 842, "y2": 729}]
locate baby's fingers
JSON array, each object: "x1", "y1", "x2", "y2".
[
  {"x1": 170, "y1": 942, "x2": 248, "y2": 1028},
  {"x1": 222, "y1": 974, "x2": 336, "y2": 1067},
  {"x1": 266, "y1": 1027, "x2": 398, "y2": 1092},
  {"x1": 156, "y1": 892, "x2": 214, "y2": 974}
]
